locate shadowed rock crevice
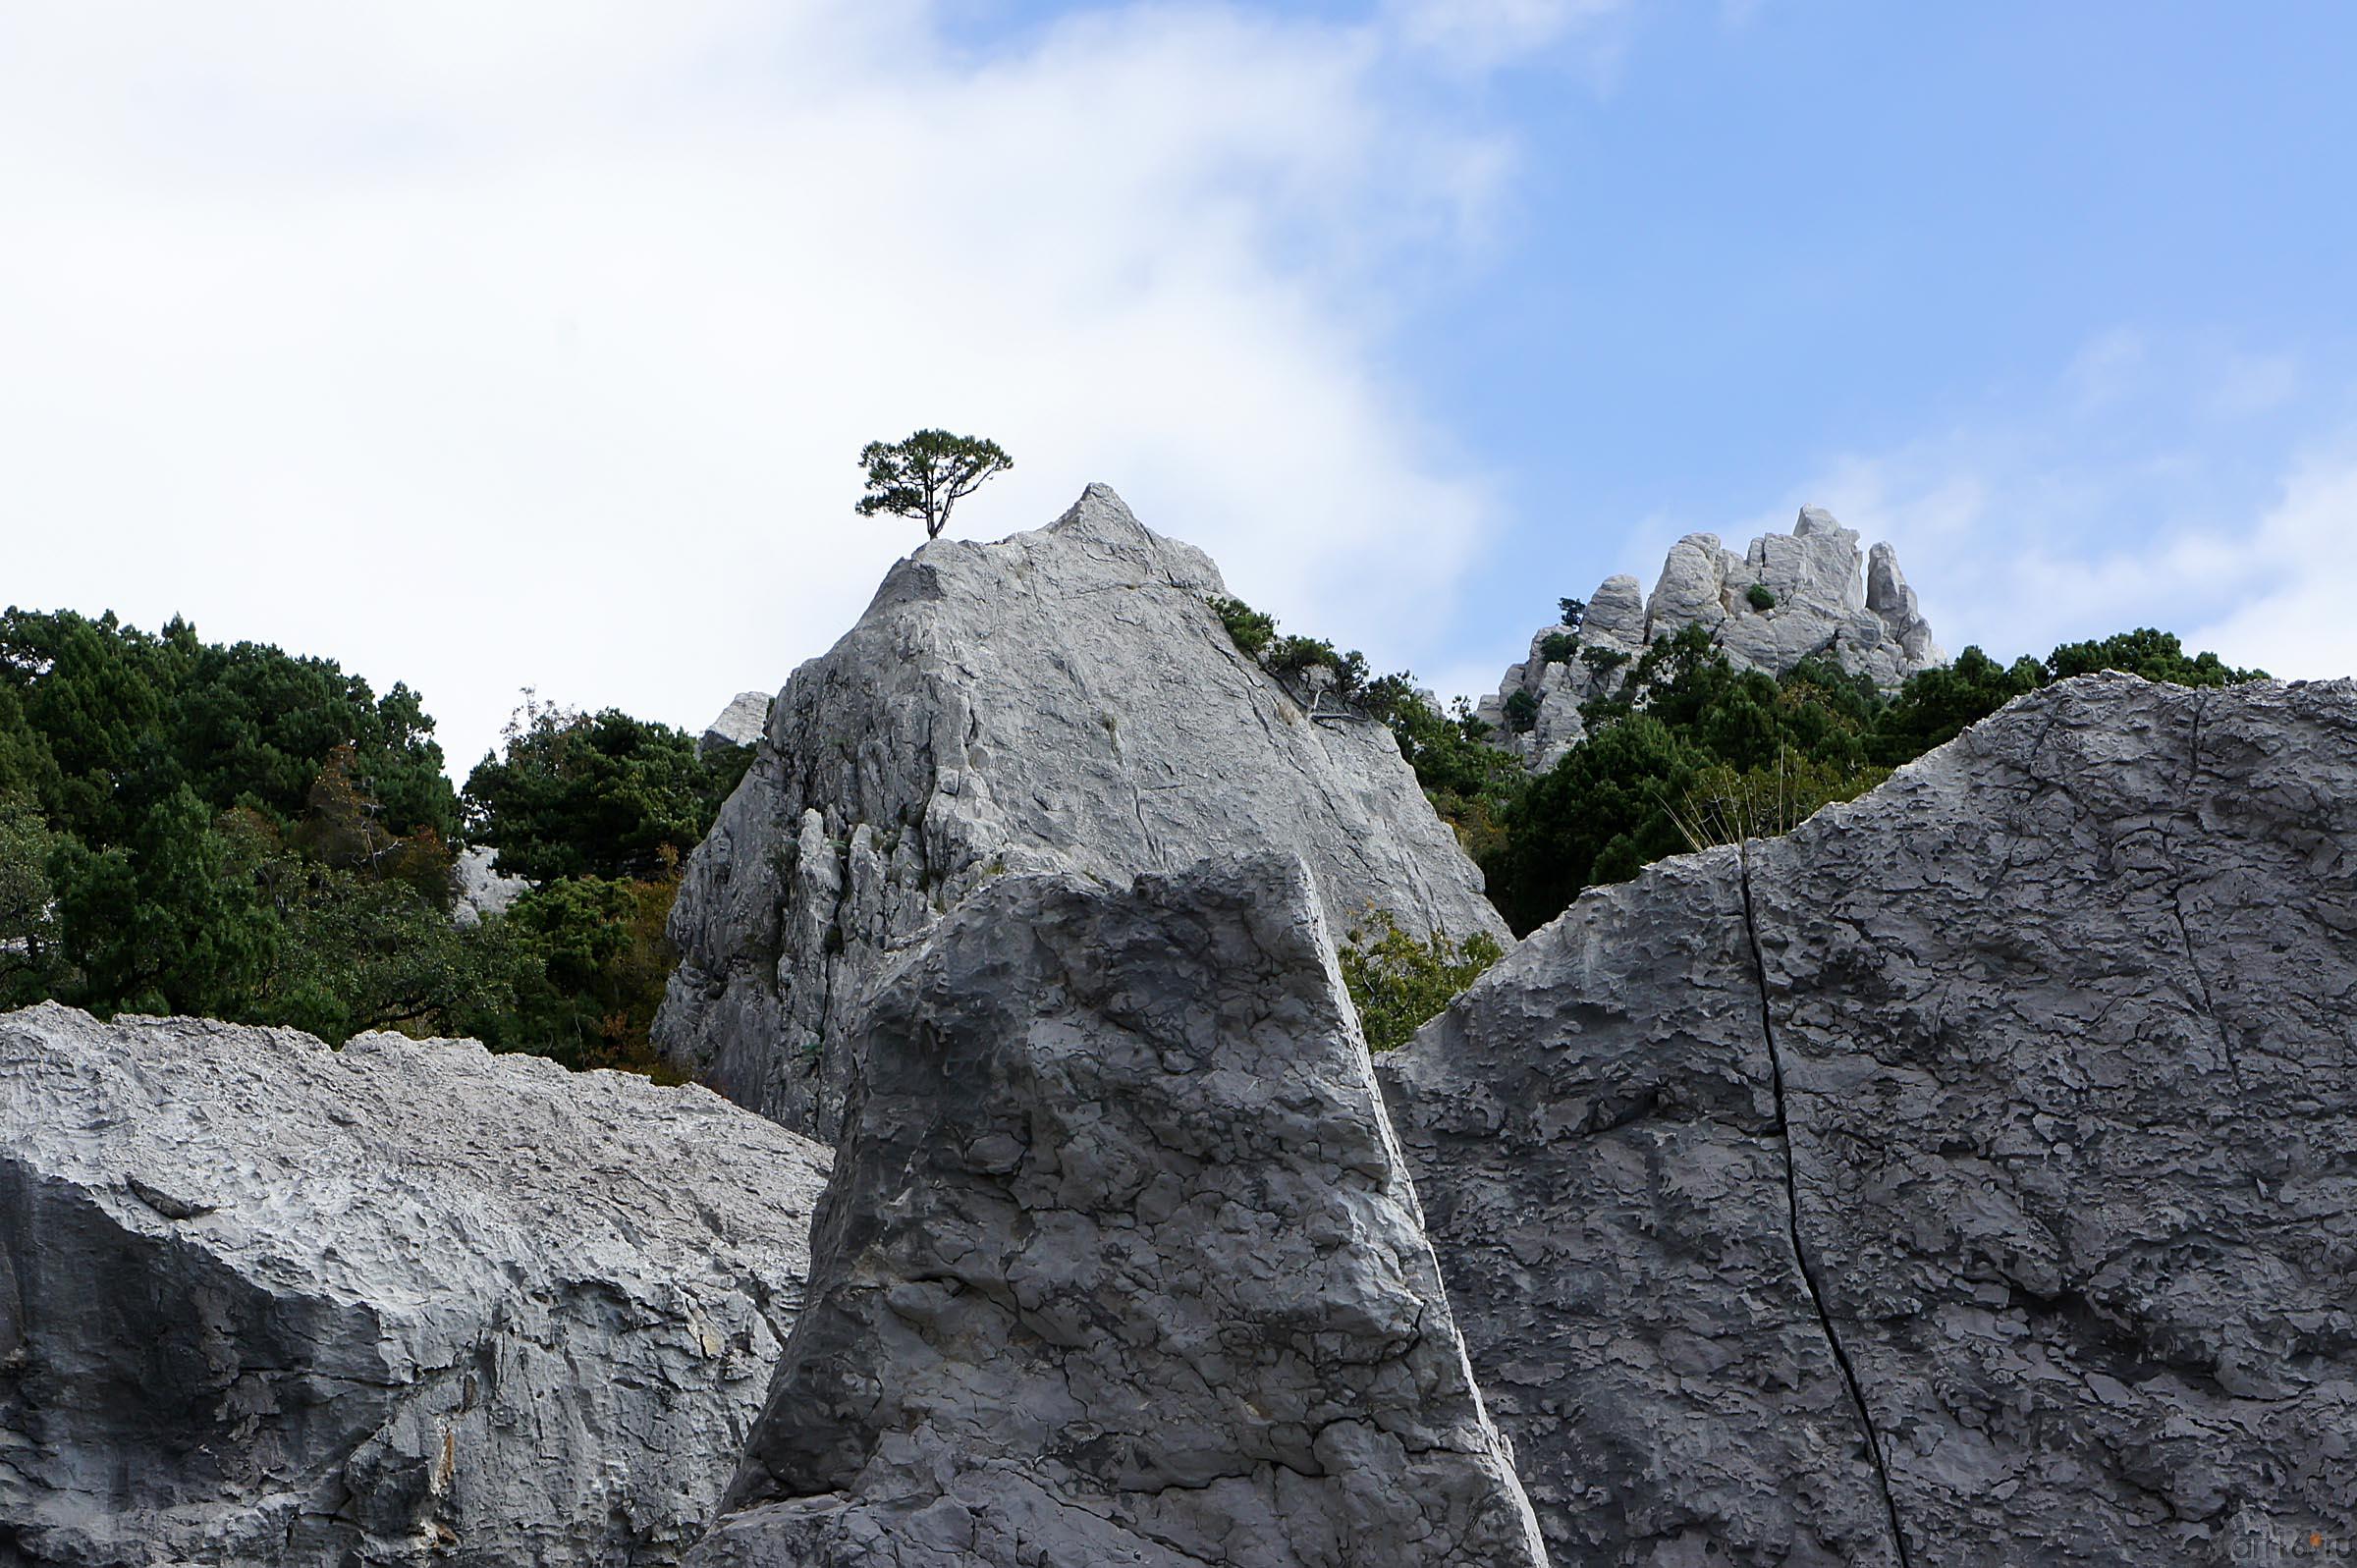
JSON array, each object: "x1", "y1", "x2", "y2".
[{"x1": 1736, "y1": 842, "x2": 1915, "y2": 1568}]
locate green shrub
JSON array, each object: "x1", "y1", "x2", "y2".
[
  {"x1": 1503, "y1": 688, "x2": 1540, "y2": 734},
  {"x1": 1538, "y1": 631, "x2": 1579, "y2": 665},
  {"x1": 1338, "y1": 908, "x2": 1505, "y2": 1052},
  {"x1": 1746, "y1": 583, "x2": 1777, "y2": 611},
  {"x1": 1208, "y1": 596, "x2": 1276, "y2": 659}
]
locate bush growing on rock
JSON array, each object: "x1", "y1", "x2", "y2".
[
  {"x1": 1338, "y1": 906, "x2": 1505, "y2": 1052},
  {"x1": 1209, "y1": 595, "x2": 1277, "y2": 659},
  {"x1": 1746, "y1": 582, "x2": 1777, "y2": 611}
]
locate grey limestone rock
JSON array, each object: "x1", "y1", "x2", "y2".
[
  {"x1": 688, "y1": 853, "x2": 1547, "y2": 1568},
  {"x1": 0, "y1": 1003, "x2": 832, "y2": 1567},
  {"x1": 1384, "y1": 674, "x2": 2357, "y2": 1564},
  {"x1": 450, "y1": 843, "x2": 526, "y2": 929},
  {"x1": 654, "y1": 483, "x2": 1507, "y2": 1140},
  {"x1": 697, "y1": 692, "x2": 773, "y2": 760},
  {"x1": 1480, "y1": 509, "x2": 1945, "y2": 773}
]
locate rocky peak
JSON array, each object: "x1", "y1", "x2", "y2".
[
  {"x1": 687, "y1": 854, "x2": 1546, "y2": 1568},
  {"x1": 654, "y1": 485, "x2": 1507, "y2": 1140},
  {"x1": 1480, "y1": 508, "x2": 1945, "y2": 772},
  {"x1": 696, "y1": 691, "x2": 773, "y2": 758}
]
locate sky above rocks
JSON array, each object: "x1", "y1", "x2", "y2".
[{"x1": 5, "y1": 1, "x2": 2351, "y2": 775}]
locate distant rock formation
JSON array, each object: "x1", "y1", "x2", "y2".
[
  {"x1": 655, "y1": 484, "x2": 1507, "y2": 1140},
  {"x1": 1382, "y1": 674, "x2": 2357, "y2": 1564},
  {"x1": 0, "y1": 1004, "x2": 831, "y2": 1567},
  {"x1": 1480, "y1": 508, "x2": 1943, "y2": 772},
  {"x1": 689, "y1": 855, "x2": 1547, "y2": 1568},
  {"x1": 450, "y1": 842, "x2": 527, "y2": 927},
  {"x1": 696, "y1": 691, "x2": 771, "y2": 760}
]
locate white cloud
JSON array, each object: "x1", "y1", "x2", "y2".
[
  {"x1": 0, "y1": 1, "x2": 1527, "y2": 775},
  {"x1": 2191, "y1": 453, "x2": 2357, "y2": 680},
  {"x1": 1729, "y1": 331, "x2": 2349, "y2": 676},
  {"x1": 1384, "y1": 0, "x2": 1625, "y2": 73}
]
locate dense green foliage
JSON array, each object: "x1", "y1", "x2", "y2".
[
  {"x1": 1337, "y1": 907, "x2": 1505, "y2": 1053},
  {"x1": 9, "y1": 585, "x2": 2261, "y2": 1081},
  {"x1": 855, "y1": 429, "x2": 1013, "y2": 539},
  {"x1": 0, "y1": 606, "x2": 746, "y2": 1075},
  {"x1": 1209, "y1": 596, "x2": 1277, "y2": 659},
  {"x1": 463, "y1": 697, "x2": 752, "y2": 883},
  {"x1": 1746, "y1": 583, "x2": 1778, "y2": 611},
  {"x1": 1478, "y1": 622, "x2": 2267, "y2": 935}
]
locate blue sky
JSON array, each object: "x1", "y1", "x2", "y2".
[{"x1": 4, "y1": 1, "x2": 2352, "y2": 772}]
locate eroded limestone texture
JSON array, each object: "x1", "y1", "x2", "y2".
[
  {"x1": 1387, "y1": 674, "x2": 2357, "y2": 1565},
  {"x1": 0, "y1": 1004, "x2": 831, "y2": 1567},
  {"x1": 692, "y1": 855, "x2": 1547, "y2": 1568},
  {"x1": 656, "y1": 484, "x2": 1507, "y2": 1139},
  {"x1": 1481, "y1": 508, "x2": 1943, "y2": 772}
]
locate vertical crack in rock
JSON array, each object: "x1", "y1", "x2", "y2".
[
  {"x1": 1734, "y1": 838, "x2": 1914, "y2": 1568},
  {"x1": 2161, "y1": 689, "x2": 2243, "y2": 1090},
  {"x1": 1392, "y1": 674, "x2": 2357, "y2": 1561}
]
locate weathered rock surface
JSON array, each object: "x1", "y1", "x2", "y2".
[
  {"x1": 0, "y1": 1004, "x2": 831, "y2": 1567},
  {"x1": 450, "y1": 843, "x2": 527, "y2": 928},
  {"x1": 1481, "y1": 508, "x2": 1944, "y2": 771},
  {"x1": 1384, "y1": 674, "x2": 2357, "y2": 1564},
  {"x1": 689, "y1": 854, "x2": 1547, "y2": 1568},
  {"x1": 697, "y1": 692, "x2": 772, "y2": 760},
  {"x1": 655, "y1": 483, "x2": 1507, "y2": 1139}
]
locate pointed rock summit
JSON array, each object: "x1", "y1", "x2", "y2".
[
  {"x1": 688, "y1": 855, "x2": 1547, "y2": 1568},
  {"x1": 1481, "y1": 508, "x2": 1944, "y2": 771},
  {"x1": 655, "y1": 484, "x2": 1508, "y2": 1139},
  {"x1": 696, "y1": 690, "x2": 773, "y2": 758}
]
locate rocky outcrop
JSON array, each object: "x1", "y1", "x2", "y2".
[
  {"x1": 655, "y1": 484, "x2": 1508, "y2": 1139},
  {"x1": 450, "y1": 843, "x2": 526, "y2": 928},
  {"x1": 1382, "y1": 674, "x2": 2357, "y2": 1564},
  {"x1": 696, "y1": 692, "x2": 771, "y2": 760},
  {"x1": 1480, "y1": 508, "x2": 1944, "y2": 771},
  {"x1": 689, "y1": 854, "x2": 1547, "y2": 1568},
  {"x1": 0, "y1": 1004, "x2": 832, "y2": 1567}
]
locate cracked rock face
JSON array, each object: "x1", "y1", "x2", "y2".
[
  {"x1": 1384, "y1": 674, "x2": 2357, "y2": 1564},
  {"x1": 1480, "y1": 508, "x2": 1944, "y2": 772},
  {"x1": 688, "y1": 854, "x2": 1547, "y2": 1568},
  {"x1": 655, "y1": 483, "x2": 1507, "y2": 1140},
  {"x1": 0, "y1": 1004, "x2": 831, "y2": 1567}
]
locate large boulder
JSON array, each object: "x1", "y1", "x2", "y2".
[
  {"x1": 654, "y1": 484, "x2": 1507, "y2": 1139},
  {"x1": 1480, "y1": 508, "x2": 1943, "y2": 772},
  {"x1": 0, "y1": 1004, "x2": 831, "y2": 1567},
  {"x1": 689, "y1": 855, "x2": 1547, "y2": 1568},
  {"x1": 1383, "y1": 674, "x2": 2357, "y2": 1564}
]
